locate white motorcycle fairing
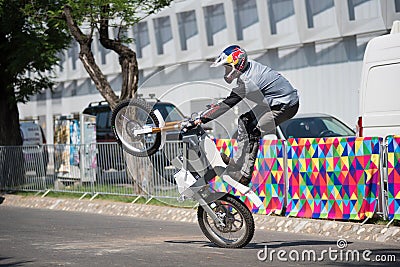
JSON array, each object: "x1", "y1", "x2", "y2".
[
  {"x1": 200, "y1": 135, "x2": 264, "y2": 208},
  {"x1": 173, "y1": 133, "x2": 264, "y2": 209},
  {"x1": 174, "y1": 169, "x2": 197, "y2": 198}
]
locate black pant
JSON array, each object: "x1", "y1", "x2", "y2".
[{"x1": 233, "y1": 102, "x2": 299, "y2": 178}]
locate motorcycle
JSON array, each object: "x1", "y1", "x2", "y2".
[{"x1": 111, "y1": 99, "x2": 264, "y2": 248}]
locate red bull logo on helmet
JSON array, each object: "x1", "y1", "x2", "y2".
[{"x1": 226, "y1": 47, "x2": 246, "y2": 71}]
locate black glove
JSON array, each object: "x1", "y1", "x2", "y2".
[{"x1": 181, "y1": 119, "x2": 196, "y2": 132}]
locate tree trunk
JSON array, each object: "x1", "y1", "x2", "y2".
[
  {"x1": 0, "y1": 87, "x2": 22, "y2": 146},
  {"x1": 0, "y1": 85, "x2": 25, "y2": 189},
  {"x1": 63, "y1": 4, "x2": 141, "y2": 109},
  {"x1": 118, "y1": 49, "x2": 139, "y2": 100}
]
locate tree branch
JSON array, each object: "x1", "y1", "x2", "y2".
[
  {"x1": 62, "y1": 5, "x2": 89, "y2": 45},
  {"x1": 62, "y1": 4, "x2": 119, "y2": 109},
  {"x1": 99, "y1": 4, "x2": 138, "y2": 100}
]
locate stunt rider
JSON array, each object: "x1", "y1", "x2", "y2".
[{"x1": 195, "y1": 45, "x2": 299, "y2": 186}]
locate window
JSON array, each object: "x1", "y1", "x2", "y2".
[
  {"x1": 395, "y1": 0, "x2": 400, "y2": 12},
  {"x1": 67, "y1": 40, "x2": 79, "y2": 70},
  {"x1": 347, "y1": 0, "x2": 377, "y2": 21},
  {"x1": 96, "y1": 111, "x2": 110, "y2": 130},
  {"x1": 154, "y1": 103, "x2": 185, "y2": 122},
  {"x1": 133, "y1": 22, "x2": 150, "y2": 58},
  {"x1": 233, "y1": 0, "x2": 259, "y2": 40},
  {"x1": 203, "y1": 4, "x2": 227, "y2": 46},
  {"x1": 177, "y1": 10, "x2": 198, "y2": 50},
  {"x1": 280, "y1": 117, "x2": 354, "y2": 138},
  {"x1": 267, "y1": 0, "x2": 295, "y2": 35},
  {"x1": 305, "y1": 0, "x2": 334, "y2": 28},
  {"x1": 63, "y1": 80, "x2": 77, "y2": 97},
  {"x1": 323, "y1": 119, "x2": 353, "y2": 135},
  {"x1": 76, "y1": 78, "x2": 92, "y2": 96},
  {"x1": 58, "y1": 52, "x2": 65, "y2": 72},
  {"x1": 113, "y1": 27, "x2": 128, "y2": 42},
  {"x1": 52, "y1": 83, "x2": 63, "y2": 99},
  {"x1": 37, "y1": 90, "x2": 47, "y2": 101},
  {"x1": 153, "y1": 16, "x2": 173, "y2": 55}
]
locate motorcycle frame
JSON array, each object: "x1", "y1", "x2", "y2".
[{"x1": 172, "y1": 124, "x2": 264, "y2": 227}]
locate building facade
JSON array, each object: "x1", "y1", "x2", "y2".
[{"x1": 19, "y1": 0, "x2": 400, "y2": 142}]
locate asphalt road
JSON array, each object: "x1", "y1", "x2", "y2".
[{"x1": 0, "y1": 206, "x2": 400, "y2": 267}]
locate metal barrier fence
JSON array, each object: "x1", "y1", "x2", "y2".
[
  {"x1": 0, "y1": 142, "x2": 182, "y2": 201},
  {"x1": 0, "y1": 138, "x2": 399, "y2": 223},
  {"x1": 0, "y1": 145, "x2": 47, "y2": 192}
]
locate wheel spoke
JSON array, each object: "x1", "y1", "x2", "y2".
[
  {"x1": 111, "y1": 99, "x2": 161, "y2": 157},
  {"x1": 120, "y1": 114, "x2": 130, "y2": 122}
]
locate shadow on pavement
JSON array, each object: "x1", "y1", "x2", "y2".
[
  {"x1": 164, "y1": 239, "x2": 343, "y2": 250},
  {"x1": 0, "y1": 257, "x2": 34, "y2": 267},
  {"x1": 165, "y1": 240, "x2": 213, "y2": 246},
  {"x1": 244, "y1": 240, "x2": 341, "y2": 250}
]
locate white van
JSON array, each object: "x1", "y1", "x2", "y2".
[
  {"x1": 20, "y1": 121, "x2": 47, "y2": 145},
  {"x1": 357, "y1": 21, "x2": 400, "y2": 137},
  {"x1": 20, "y1": 121, "x2": 48, "y2": 176}
]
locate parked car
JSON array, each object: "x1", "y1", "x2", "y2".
[
  {"x1": 232, "y1": 113, "x2": 355, "y2": 140},
  {"x1": 277, "y1": 113, "x2": 355, "y2": 139},
  {"x1": 82, "y1": 97, "x2": 186, "y2": 184},
  {"x1": 82, "y1": 101, "x2": 115, "y2": 143},
  {"x1": 20, "y1": 121, "x2": 49, "y2": 176}
]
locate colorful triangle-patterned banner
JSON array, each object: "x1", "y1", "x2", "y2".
[
  {"x1": 387, "y1": 135, "x2": 400, "y2": 220},
  {"x1": 209, "y1": 139, "x2": 285, "y2": 215},
  {"x1": 208, "y1": 137, "x2": 383, "y2": 221},
  {"x1": 285, "y1": 137, "x2": 381, "y2": 220}
]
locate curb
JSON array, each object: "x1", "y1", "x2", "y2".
[{"x1": 2, "y1": 194, "x2": 400, "y2": 243}]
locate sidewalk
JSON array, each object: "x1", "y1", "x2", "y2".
[{"x1": 2, "y1": 194, "x2": 400, "y2": 243}]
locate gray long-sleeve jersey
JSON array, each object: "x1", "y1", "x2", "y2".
[{"x1": 201, "y1": 60, "x2": 299, "y2": 123}]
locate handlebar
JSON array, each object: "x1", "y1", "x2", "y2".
[
  {"x1": 180, "y1": 119, "x2": 198, "y2": 132},
  {"x1": 150, "y1": 119, "x2": 198, "y2": 133},
  {"x1": 150, "y1": 105, "x2": 210, "y2": 134}
]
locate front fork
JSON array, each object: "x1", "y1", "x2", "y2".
[
  {"x1": 192, "y1": 188, "x2": 226, "y2": 227},
  {"x1": 177, "y1": 138, "x2": 226, "y2": 227}
]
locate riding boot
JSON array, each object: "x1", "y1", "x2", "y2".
[
  {"x1": 239, "y1": 137, "x2": 260, "y2": 185},
  {"x1": 220, "y1": 153, "x2": 232, "y2": 165},
  {"x1": 230, "y1": 113, "x2": 250, "y2": 168}
]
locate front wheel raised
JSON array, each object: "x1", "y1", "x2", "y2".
[
  {"x1": 111, "y1": 99, "x2": 161, "y2": 157},
  {"x1": 197, "y1": 194, "x2": 255, "y2": 248}
]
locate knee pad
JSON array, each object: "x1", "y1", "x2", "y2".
[
  {"x1": 238, "y1": 113, "x2": 256, "y2": 138},
  {"x1": 249, "y1": 127, "x2": 261, "y2": 141},
  {"x1": 237, "y1": 114, "x2": 262, "y2": 142},
  {"x1": 238, "y1": 112, "x2": 253, "y2": 125},
  {"x1": 237, "y1": 114, "x2": 251, "y2": 141}
]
